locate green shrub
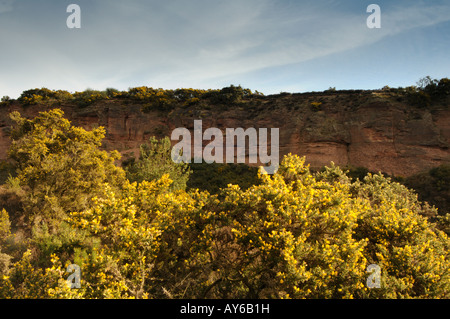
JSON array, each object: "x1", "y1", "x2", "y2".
[
  {"x1": 18, "y1": 88, "x2": 74, "y2": 105},
  {"x1": 405, "y1": 164, "x2": 450, "y2": 221},
  {"x1": 20, "y1": 88, "x2": 56, "y2": 99},
  {"x1": 128, "y1": 87, "x2": 177, "y2": 111},
  {"x1": 203, "y1": 85, "x2": 252, "y2": 105},
  {"x1": 407, "y1": 77, "x2": 450, "y2": 108},
  {"x1": 0, "y1": 208, "x2": 12, "y2": 276},
  {"x1": 421, "y1": 77, "x2": 450, "y2": 98},
  {"x1": 105, "y1": 88, "x2": 128, "y2": 98},
  {"x1": 8, "y1": 108, "x2": 125, "y2": 225},
  {"x1": 54, "y1": 90, "x2": 73, "y2": 101},
  {"x1": 0, "y1": 161, "x2": 15, "y2": 185},
  {"x1": 73, "y1": 89, "x2": 108, "y2": 107},
  {"x1": 407, "y1": 90, "x2": 431, "y2": 108},
  {"x1": 124, "y1": 136, "x2": 191, "y2": 191},
  {"x1": 187, "y1": 162, "x2": 259, "y2": 194},
  {"x1": 344, "y1": 166, "x2": 370, "y2": 182},
  {"x1": 0, "y1": 96, "x2": 11, "y2": 107}
]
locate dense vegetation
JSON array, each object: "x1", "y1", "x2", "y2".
[
  {"x1": 188, "y1": 163, "x2": 450, "y2": 225},
  {"x1": 1, "y1": 77, "x2": 448, "y2": 111},
  {"x1": 0, "y1": 109, "x2": 448, "y2": 299},
  {"x1": 0, "y1": 85, "x2": 262, "y2": 111}
]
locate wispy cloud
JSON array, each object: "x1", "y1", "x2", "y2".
[
  {"x1": 118, "y1": 1, "x2": 450, "y2": 88},
  {"x1": 186, "y1": 2, "x2": 450, "y2": 82}
]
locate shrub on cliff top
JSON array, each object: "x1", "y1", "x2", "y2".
[{"x1": 73, "y1": 89, "x2": 109, "y2": 107}]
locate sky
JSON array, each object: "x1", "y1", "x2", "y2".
[{"x1": 0, "y1": 0, "x2": 450, "y2": 98}]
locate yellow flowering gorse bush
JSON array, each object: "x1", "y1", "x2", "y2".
[{"x1": 0, "y1": 109, "x2": 448, "y2": 299}]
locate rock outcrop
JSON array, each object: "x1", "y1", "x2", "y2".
[{"x1": 1, "y1": 90, "x2": 449, "y2": 177}]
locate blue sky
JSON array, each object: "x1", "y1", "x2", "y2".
[{"x1": 1, "y1": 0, "x2": 449, "y2": 98}]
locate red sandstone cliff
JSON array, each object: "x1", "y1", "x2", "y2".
[{"x1": 0, "y1": 90, "x2": 449, "y2": 177}]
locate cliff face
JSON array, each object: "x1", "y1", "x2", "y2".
[{"x1": 1, "y1": 90, "x2": 449, "y2": 177}]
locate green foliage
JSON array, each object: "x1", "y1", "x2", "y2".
[
  {"x1": 0, "y1": 161, "x2": 15, "y2": 185},
  {"x1": 420, "y1": 77, "x2": 450, "y2": 97},
  {"x1": 0, "y1": 250, "x2": 80, "y2": 298},
  {"x1": 0, "y1": 108, "x2": 448, "y2": 300},
  {"x1": 405, "y1": 164, "x2": 450, "y2": 229},
  {"x1": 0, "y1": 154, "x2": 449, "y2": 299},
  {"x1": 350, "y1": 172, "x2": 434, "y2": 218},
  {"x1": 0, "y1": 96, "x2": 11, "y2": 107},
  {"x1": 173, "y1": 88, "x2": 205, "y2": 104},
  {"x1": 124, "y1": 136, "x2": 191, "y2": 191},
  {"x1": 0, "y1": 209, "x2": 10, "y2": 242},
  {"x1": 31, "y1": 220, "x2": 96, "y2": 269},
  {"x1": 0, "y1": 184, "x2": 25, "y2": 231},
  {"x1": 406, "y1": 77, "x2": 450, "y2": 108},
  {"x1": 73, "y1": 89, "x2": 108, "y2": 107},
  {"x1": 406, "y1": 88, "x2": 431, "y2": 108},
  {"x1": 127, "y1": 85, "x2": 255, "y2": 111},
  {"x1": 5, "y1": 175, "x2": 21, "y2": 192},
  {"x1": 203, "y1": 85, "x2": 253, "y2": 105},
  {"x1": 54, "y1": 90, "x2": 73, "y2": 101},
  {"x1": 105, "y1": 88, "x2": 121, "y2": 98},
  {"x1": 417, "y1": 76, "x2": 435, "y2": 90},
  {"x1": 128, "y1": 87, "x2": 177, "y2": 111},
  {"x1": 343, "y1": 166, "x2": 370, "y2": 182},
  {"x1": 187, "y1": 162, "x2": 259, "y2": 194},
  {"x1": 66, "y1": 176, "x2": 201, "y2": 298},
  {"x1": 7, "y1": 108, "x2": 125, "y2": 225},
  {"x1": 429, "y1": 164, "x2": 450, "y2": 192},
  {"x1": 18, "y1": 88, "x2": 75, "y2": 105},
  {"x1": 19, "y1": 94, "x2": 44, "y2": 106},
  {"x1": 348, "y1": 171, "x2": 449, "y2": 297},
  {"x1": 13, "y1": 85, "x2": 260, "y2": 112},
  {"x1": 0, "y1": 209, "x2": 12, "y2": 276},
  {"x1": 20, "y1": 88, "x2": 56, "y2": 99}
]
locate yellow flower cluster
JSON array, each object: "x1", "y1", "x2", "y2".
[{"x1": 1, "y1": 153, "x2": 448, "y2": 299}]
